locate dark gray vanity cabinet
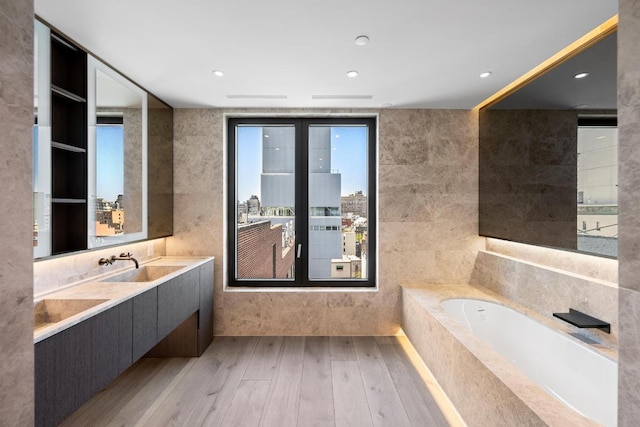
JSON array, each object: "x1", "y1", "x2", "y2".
[
  {"x1": 198, "y1": 261, "x2": 214, "y2": 355},
  {"x1": 35, "y1": 316, "x2": 91, "y2": 427},
  {"x1": 132, "y1": 287, "x2": 158, "y2": 361},
  {"x1": 35, "y1": 260, "x2": 214, "y2": 426},
  {"x1": 89, "y1": 300, "x2": 133, "y2": 392},
  {"x1": 35, "y1": 301, "x2": 132, "y2": 427},
  {"x1": 157, "y1": 267, "x2": 200, "y2": 340}
]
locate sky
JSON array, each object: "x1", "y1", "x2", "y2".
[
  {"x1": 96, "y1": 125, "x2": 124, "y2": 202},
  {"x1": 237, "y1": 125, "x2": 368, "y2": 202}
]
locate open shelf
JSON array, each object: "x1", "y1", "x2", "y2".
[
  {"x1": 52, "y1": 148, "x2": 86, "y2": 200},
  {"x1": 51, "y1": 32, "x2": 86, "y2": 98},
  {"x1": 51, "y1": 92, "x2": 87, "y2": 149},
  {"x1": 51, "y1": 202, "x2": 87, "y2": 254},
  {"x1": 51, "y1": 141, "x2": 86, "y2": 153}
]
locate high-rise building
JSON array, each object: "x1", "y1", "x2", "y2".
[
  {"x1": 247, "y1": 194, "x2": 260, "y2": 215},
  {"x1": 259, "y1": 126, "x2": 342, "y2": 279},
  {"x1": 308, "y1": 127, "x2": 342, "y2": 279},
  {"x1": 342, "y1": 190, "x2": 367, "y2": 218}
]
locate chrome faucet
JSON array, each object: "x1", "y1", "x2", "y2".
[{"x1": 98, "y1": 252, "x2": 139, "y2": 268}]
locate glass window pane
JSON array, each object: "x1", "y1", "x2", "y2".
[
  {"x1": 235, "y1": 125, "x2": 296, "y2": 280},
  {"x1": 308, "y1": 125, "x2": 368, "y2": 280}
]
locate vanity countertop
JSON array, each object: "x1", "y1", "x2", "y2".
[{"x1": 33, "y1": 256, "x2": 214, "y2": 343}]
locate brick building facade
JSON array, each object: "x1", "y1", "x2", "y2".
[{"x1": 237, "y1": 220, "x2": 295, "y2": 279}]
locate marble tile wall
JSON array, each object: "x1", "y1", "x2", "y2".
[
  {"x1": 485, "y1": 237, "x2": 618, "y2": 283},
  {"x1": 0, "y1": 1, "x2": 34, "y2": 424},
  {"x1": 618, "y1": 0, "x2": 640, "y2": 423},
  {"x1": 33, "y1": 238, "x2": 166, "y2": 296},
  {"x1": 479, "y1": 109, "x2": 578, "y2": 249},
  {"x1": 147, "y1": 99, "x2": 174, "y2": 238},
  {"x1": 122, "y1": 107, "x2": 143, "y2": 234},
  {"x1": 167, "y1": 108, "x2": 484, "y2": 335},
  {"x1": 472, "y1": 250, "x2": 618, "y2": 348}
]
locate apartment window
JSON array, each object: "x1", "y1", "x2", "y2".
[{"x1": 228, "y1": 117, "x2": 376, "y2": 287}]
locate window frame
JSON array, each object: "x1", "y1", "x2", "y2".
[{"x1": 227, "y1": 116, "x2": 377, "y2": 288}]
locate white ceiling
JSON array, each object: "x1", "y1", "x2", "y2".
[{"x1": 34, "y1": 0, "x2": 617, "y2": 109}]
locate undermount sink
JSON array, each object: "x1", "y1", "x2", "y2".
[
  {"x1": 100, "y1": 265, "x2": 183, "y2": 283},
  {"x1": 34, "y1": 299, "x2": 109, "y2": 330}
]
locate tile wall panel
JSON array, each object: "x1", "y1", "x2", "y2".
[
  {"x1": 0, "y1": 1, "x2": 35, "y2": 424},
  {"x1": 168, "y1": 109, "x2": 483, "y2": 335}
]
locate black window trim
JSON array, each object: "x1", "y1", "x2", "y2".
[{"x1": 227, "y1": 116, "x2": 377, "y2": 288}]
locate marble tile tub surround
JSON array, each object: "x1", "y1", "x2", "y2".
[
  {"x1": 402, "y1": 285, "x2": 600, "y2": 427},
  {"x1": 472, "y1": 249, "x2": 618, "y2": 348},
  {"x1": 618, "y1": 0, "x2": 640, "y2": 423},
  {"x1": 486, "y1": 237, "x2": 618, "y2": 283},
  {"x1": 34, "y1": 238, "x2": 166, "y2": 296},
  {"x1": 0, "y1": 0, "x2": 35, "y2": 424},
  {"x1": 167, "y1": 108, "x2": 483, "y2": 335}
]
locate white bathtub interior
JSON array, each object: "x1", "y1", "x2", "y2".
[{"x1": 441, "y1": 298, "x2": 617, "y2": 427}]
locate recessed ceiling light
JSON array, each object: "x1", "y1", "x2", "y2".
[
  {"x1": 346, "y1": 70, "x2": 359, "y2": 78},
  {"x1": 212, "y1": 70, "x2": 224, "y2": 77},
  {"x1": 355, "y1": 35, "x2": 369, "y2": 46},
  {"x1": 381, "y1": 103, "x2": 393, "y2": 108},
  {"x1": 574, "y1": 72, "x2": 589, "y2": 79},
  {"x1": 480, "y1": 71, "x2": 492, "y2": 78}
]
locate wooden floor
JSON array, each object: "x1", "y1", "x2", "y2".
[{"x1": 62, "y1": 336, "x2": 450, "y2": 427}]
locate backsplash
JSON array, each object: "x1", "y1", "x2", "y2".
[
  {"x1": 34, "y1": 238, "x2": 166, "y2": 296},
  {"x1": 472, "y1": 247, "x2": 618, "y2": 348}
]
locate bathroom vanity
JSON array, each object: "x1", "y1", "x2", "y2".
[{"x1": 34, "y1": 257, "x2": 213, "y2": 427}]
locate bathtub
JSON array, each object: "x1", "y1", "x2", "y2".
[{"x1": 441, "y1": 298, "x2": 617, "y2": 427}]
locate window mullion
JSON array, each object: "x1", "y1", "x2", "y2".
[{"x1": 297, "y1": 120, "x2": 309, "y2": 285}]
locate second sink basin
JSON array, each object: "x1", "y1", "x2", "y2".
[
  {"x1": 34, "y1": 298, "x2": 109, "y2": 330},
  {"x1": 101, "y1": 265, "x2": 183, "y2": 283}
]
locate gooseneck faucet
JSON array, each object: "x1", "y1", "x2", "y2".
[
  {"x1": 98, "y1": 252, "x2": 139, "y2": 268},
  {"x1": 112, "y1": 252, "x2": 139, "y2": 268}
]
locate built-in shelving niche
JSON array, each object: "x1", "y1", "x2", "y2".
[{"x1": 50, "y1": 31, "x2": 87, "y2": 254}]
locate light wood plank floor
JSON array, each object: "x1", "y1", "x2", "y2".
[{"x1": 61, "y1": 336, "x2": 450, "y2": 427}]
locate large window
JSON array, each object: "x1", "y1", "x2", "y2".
[{"x1": 228, "y1": 117, "x2": 376, "y2": 287}]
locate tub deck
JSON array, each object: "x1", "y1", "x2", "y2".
[{"x1": 402, "y1": 284, "x2": 612, "y2": 427}]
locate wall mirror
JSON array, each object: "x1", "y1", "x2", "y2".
[
  {"x1": 88, "y1": 59, "x2": 147, "y2": 248},
  {"x1": 33, "y1": 18, "x2": 173, "y2": 259},
  {"x1": 479, "y1": 24, "x2": 617, "y2": 258}
]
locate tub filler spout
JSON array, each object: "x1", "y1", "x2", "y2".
[{"x1": 553, "y1": 308, "x2": 610, "y2": 334}]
